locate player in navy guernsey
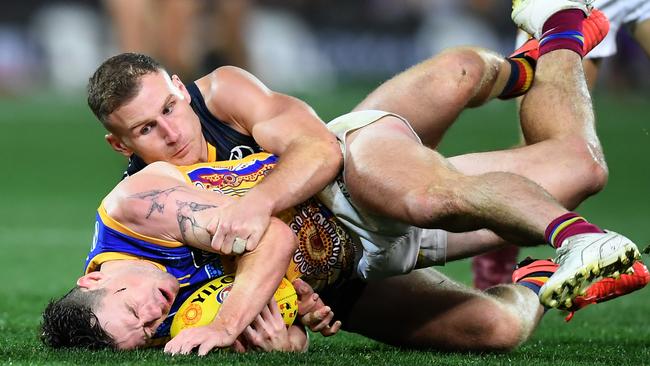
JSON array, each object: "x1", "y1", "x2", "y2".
[
  {"x1": 90, "y1": 52, "x2": 342, "y2": 260},
  {"x1": 82, "y1": 154, "x2": 359, "y2": 351},
  {"x1": 122, "y1": 82, "x2": 263, "y2": 179}
]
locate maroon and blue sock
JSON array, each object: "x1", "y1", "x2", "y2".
[
  {"x1": 545, "y1": 212, "x2": 605, "y2": 248},
  {"x1": 540, "y1": 9, "x2": 586, "y2": 57}
]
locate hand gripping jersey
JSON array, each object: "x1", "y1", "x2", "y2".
[{"x1": 85, "y1": 152, "x2": 360, "y2": 341}]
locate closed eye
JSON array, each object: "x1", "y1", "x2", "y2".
[{"x1": 129, "y1": 305, "x2": 139, "y2": 320}]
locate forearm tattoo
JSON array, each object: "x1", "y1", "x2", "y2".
[
  {"x1": 129, "y1": 186, "x2": 218, "y2": 245},
  {"x1": 129, "y1": 186, "x2": 184, "y2": 218},
  {"x1": 176, "y1": 200, "x2": 217, "y2": 244}
]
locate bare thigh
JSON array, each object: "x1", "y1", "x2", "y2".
[
  {"x1": 353, "y1": 47, "x2": 506, "y2": 148},
  {"x1": 344, "y1": 115, "x2": 461, "y2": 226}
]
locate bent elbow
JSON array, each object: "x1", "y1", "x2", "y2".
[
  {"x1": 269, "y1": 218, "x2": 298, "y2": 259},
  {"x1": 317, "y1": 136, "x2": 344, "y2": 177}
]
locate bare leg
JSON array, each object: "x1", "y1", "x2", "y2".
[
  {"x1": 582, "y1": 57, "x2": 602, "y2": 91},
  {"x1": 158, "y1": 0, "x2": 201, "y2": 79},
  {"x1": 344, "y1": 269, "x2": 543, "y2": 351},
  {"x1": 356, "y1": 46, "x2": 607, "y2": 208},
  {"x1": 344, "y1": 115, "x2": 566, "y2": 245},
  {"x1": 350, "y1": 46, "x2": 608, "y2": 281},
  {"x1": 355, "y1": 47, "x2": 509, "y2": 148},
  {"x1": 211, "y1": 0, "x2": 251, "y2": 68},
  {"x1": 435, "y1": 51, "x2": 609, "y2": 262}
]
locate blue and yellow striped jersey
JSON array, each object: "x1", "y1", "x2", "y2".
[{"x1": 85, "y1": 152, "x2": 359, "y2": 341}]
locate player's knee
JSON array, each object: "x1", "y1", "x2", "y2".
[
  {"x1": 462, "y1": 305, "x2": 524, "y2": 352},
  {"x1": 433, "y1": 47, "x2": 487, "y2": 103},
  {"x1": 403, "y1": 183, "x2": 470, "y2": 228},
  {"x1": 563, "y1": 136, "x2": 609, "y2": 195},
  {"x1": 437, "y1": 46, "x2": 502, "y2": 107}
]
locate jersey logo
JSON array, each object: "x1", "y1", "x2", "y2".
[{"x1": 229, "y1": 145, "x2": 256, "y2": 160}]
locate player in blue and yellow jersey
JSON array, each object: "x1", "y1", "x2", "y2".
[
  {"x1": 43, "y1": 154, "x2": 639, "y2": 355},
  {"x1": 85, "y1": 152, "x2": 363, "y2": 352}
]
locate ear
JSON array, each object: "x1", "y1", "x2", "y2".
[
  {"x1": 105, "y1": 133, "x2": 133, "y2": 157},
  {"x1": 77, "y1": 271, "x2": 105, "y2": 290},
  {"x1": 171, "y1": 74, "x2": 191, "y2": 102}
]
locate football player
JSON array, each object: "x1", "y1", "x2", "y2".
[{"x1": 42, "y1": 0, "x2": 645, "y2": 355}]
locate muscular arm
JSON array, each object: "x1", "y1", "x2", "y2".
[
  {"x1": 104, "y1": 162, "x2": 298, "y2": 353},
  {"x1": 208, "y1": 216, "x2": 296, "y2": 344},
  {"x1": 196, "y1": 67, "x2": 342, "y2": 245},
  {"x1": 104, "y1": 162, "x2": 228, "y2": 250}
]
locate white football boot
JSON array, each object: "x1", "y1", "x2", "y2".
[
  {"x1": 539, "y1": 231, "x2": 641, "y2": 310},
  {"x1": 511, "y1": 0, "x2": 593, "y2": 38}
]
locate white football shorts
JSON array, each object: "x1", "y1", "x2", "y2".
[
  {"x1": 317, "y1": 110, "x2": 448, "y2": 281},
  {"x1": 588, "y1": 0, "x2": 650, "y2": 58}
]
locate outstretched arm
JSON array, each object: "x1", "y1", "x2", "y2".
[{"x1": 104, "y1": 162, "x2": 297, "y2": 355}]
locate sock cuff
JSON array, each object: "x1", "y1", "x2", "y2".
[
  {"x1": 545, "y1": 212, "x2": 582, "y2": 245},
  {"x1": 498, "y1": 58, "x2": 535, "y2": 99}
]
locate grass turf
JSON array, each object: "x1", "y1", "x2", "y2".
[{"x1": 1, "y1": 88, "x2": 649, "y2": 365}]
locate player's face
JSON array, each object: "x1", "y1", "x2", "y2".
[
  {"x1": 105, "y1": 71, "x2": 207, "y2": 166},
  {"x1": 89, "y1": 265, "x2": 180, "y2": 349}
]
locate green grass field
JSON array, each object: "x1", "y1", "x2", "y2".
[{"x1": 1, "y1": 88, "x2": 649, "y2": 365}]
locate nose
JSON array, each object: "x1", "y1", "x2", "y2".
[
  {"x1": 140, "y1": 302, "x2": 164, "y2": 325},
  {"x1": 157, "y1": 118, "x2": 181, "y2": 144}
]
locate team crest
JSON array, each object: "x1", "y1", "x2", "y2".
[{"x1": 216, "y1": 284, "x2": 233, "y2": 304}]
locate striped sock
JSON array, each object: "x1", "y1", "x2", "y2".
[
  {"x1": 545, "y1": 212, "x2": 605, "y2": 248},
  {"x1": 513, "y1": 258, "x2": 557, "y2": 302},
  {"x1": 498, "y1": 57, "x2": 535, "y2": 99},
  {"x1": 539, "y1": 9, "x2": 585, "y2": 57}
]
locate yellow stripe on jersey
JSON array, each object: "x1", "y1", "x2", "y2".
[
  {"x1": 85, "y1": 252, "x2": 167, "y2": 274},
  {"x1": 207, "y1": 142, "x2": 217, "y2": 162},
  {"x1": 98, "y1": 203, "x2": 183, "y2": 248},
  {"x1": 178, "y1": 152, "x2": 274, "y2": 172}
]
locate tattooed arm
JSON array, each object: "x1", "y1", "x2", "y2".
[
  {"x1": 104, "y1": 162, "x2": 230, "y2": 251},
  {"x1": 103, "y1": 162, "x2": 298, "y2": 354}
]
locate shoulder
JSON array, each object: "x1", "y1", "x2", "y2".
[{"x1": 196, "y1": 66, "x2": 271, "y2": 105}]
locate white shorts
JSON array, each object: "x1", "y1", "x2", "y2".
[
  {"x1": 317, "y1": 110, "x2": 448, "y2": 281},
  {"x1": 588, "y1": 0, "x2": 650, "y2": 58},
  {"x1": 514, "y1": 0, "x2": 650, "y2": 58}
]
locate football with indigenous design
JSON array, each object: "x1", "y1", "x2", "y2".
[{"x1": 170, "y1": 275, "x2": 298, "y2": 337}]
